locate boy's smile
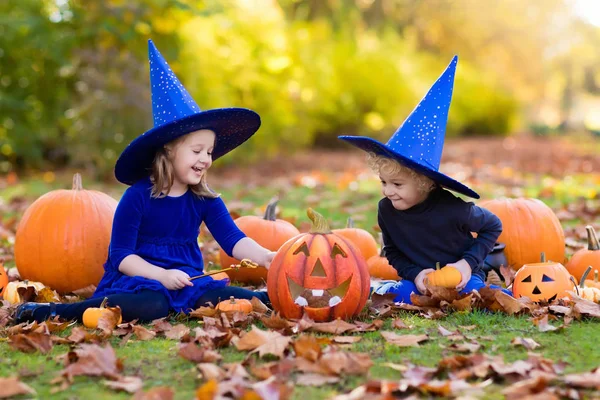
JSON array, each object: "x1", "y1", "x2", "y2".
[{"x1": 379, "y1": 170, "x2": 430, "y2": 210}]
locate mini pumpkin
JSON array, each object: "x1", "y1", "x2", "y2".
[
  {"x1": 573, "y1": 266, "x2": 600, "y2": 303},
  {"x1": 367, "y1": 233, "x2": 400, "y2": 280},
  {"x1": 585, "y1": 270, "x2": 600, "y2": 289},
  {"x1": 333, "y1": 217, "x2": 379, "y2": 260},
  {"x1": 0, "y1": 265, "x2": 8, "y2": 299},
  {"x1": 15, "y1": 173, "x2": 118, "y2": 294},
  {"x1": 82, "y1": 297, "x2": 122, "y2": 329},
  {"x1": 219, "y1": 198, "x2": 300, "y2": 284},
  {"x1": 566, "y1": 225, "x2": 600, "y2": 283},
  {"x1": 3, "y1": 280, "x2": 46, "y2": 304},
  {"x1": 216, "y1": 296, "x2": 253, "y2": 317},
  {"x1": 267, "y1": 208, "x2": 370, "y2": 322},
  {"x1": 512, "y1": 253, "x2": 574, "y2": 302},
  {"x1": 479, "y1": 198, "x2": 565, "y2": 270},
  {"x1": 426, "y1": 262, "x2": 462, "y2": 288}
]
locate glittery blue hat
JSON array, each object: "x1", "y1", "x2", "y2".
[
  {"x1": 115, "y1": 40, "x2": 261, "y2": 185},
  {"x1": 338, "y1": 56, "x2": 478, "y2": 199}
]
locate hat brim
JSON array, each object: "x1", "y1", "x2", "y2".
[
  {"x1": 338, "y1": 135, "x2": 480, "y2": 199},
  {"x1": 115, "y1": 108, "x2": 260, "y2": 185}
]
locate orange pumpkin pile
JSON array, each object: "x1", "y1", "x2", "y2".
[{"x1": 15, "y1": 173, "x2": 118, "y2": 294}]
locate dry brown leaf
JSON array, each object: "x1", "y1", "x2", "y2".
[
  {"x1": 132, "y1": 386, "x2": 174, "y2": 400},
  {"x1": 532, "y1": 314, "x2": 561, "y2": 332},
  {"x1": 133, "y1": 325, "x2": 157, "y2": 341},
  {"x1": 500, "y1": 264, "x2": 516, "y2": 287},
  {"x1": 260, "y1": 313, "x2": 293, "y2": 332},
  {"x1": 310, "y1": 319, "x2": 356, "y2": 334},
  {"x1": 71, "y1": 284, "x2": 97, "y2": 299},
  {"x1": 102, "y1": 376, "x2": 143, "y2": 393},
  {"x1": 295, "y1": 373, "x2": 339, "y2": 386},
  {"x1": 178, "y1": 342, "x2": 222, "y2": 363},
  {"x1": 9, "y1": 332, "x2": 53, "y2": 354},
  {"x1": 197, "y1": 363, "x2": 226, "y2": 381},
  {"x1": 196, "y1": 379, "x2": 218, "y2": 400},
  {"x1": 164, "y1": 324, "x2": 190, "y2": 340},
  {"x1": 150, "y1": 318, "x2": 173, "y2": 333},
  {"x1": 293, "y1": 313, "x2": 315, "y2": 333},
  {"x1": 437, "y1": 325, "x2": 456, "y2": 337},
  {"x1": 189, "y1": 306, "x2": 217, "y2": 318},
  {"x1": 427, "y1": 285, "x2": 462, "y2": 303},
  {"x1": 381, "y1": 331, "x2": 429, "y2": 347},
  {"x1": 450, "y1": 294, "x2": 473, "y2": 312},
  {"x1": 573, "y1": 298, "x2": 600, "y2": 318},
  {"x1": 97, "y1": 306, "x2": 122, "y2": 335},
  {"x1": 60, "y1": 344, "x2": 123, "y2": 382},
  {"x1": 319, "y1": 350, "x2": 373, "y2": 375},
  {"x1": 293, "y1": 335, "x2": 322, "y2": 361},
  {"x1": 333, "y1": 336, "x2": 362, "y2": 344},
  {"x1": 250, "y1": 296, "x2": 270, "y2": 314},
  {"x1": 233, "y1": 325, "x2": 292, "y2": 359},
  {"x1": 447, "y1": 342, "x2": 482, "y2": 353},
  {"x1": 563, "y1": 367, "x2": 600, "y2": 389},
  {"x1": 392, "y1": 319, "x2": 409, "y2": 329},
  {"x1": 496, "y1": 291, "x2": 529, "y2": 315},
  {"x1": 0, "y1": 376, "x2": 36, "y2": 398},
  {"x1": 353, "y1": 319, "x2": 384, "y2": 332},
  {"x1": 502, "y1": 376, "x2": 556, "y2": 400},
  {"x1": 510, "y1": 337, "x2": 541, "y2": 350}
]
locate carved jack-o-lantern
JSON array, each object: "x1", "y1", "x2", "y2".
[
  {"x1": 512, "y1": 253, "x2": 574, "y2": 302},
  {"x1": 267, "y1": 208, "x2": 370, "y2": 322}
]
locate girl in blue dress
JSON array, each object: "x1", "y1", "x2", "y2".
[{"x1": 16, "y1": 40, "x2": 275, "y2": 323}]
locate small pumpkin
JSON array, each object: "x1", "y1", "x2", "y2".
[
  {"x1": 566, "y1": 225, "x2": 600, "y2": 283},
  {"x1": 426, "y1": 262, "x2": 462, "y2": 288},
  {"x1": 573, "y1": 266, "x2": 600, "y2": 303},
  {"x1": 219, "y1": 198, "x2": 300, "y2": 284},
  {"x1": 3, "y1": 280, "x2": 46, "y2": 304},
  {"x1": 333, "y1": 217, "x2": 378, "y2": 260},
  {"x1": 82, "y1": 297, "x2": 123, "y2": 329},
  {"x1": 584, "y1": 270, "x2": 600, "y2": 289},
  {"x1": 267, "y1": 208, "x2": 370, "y2": 322},
  {"x1": 367, "y1": 233, "x2": 400, "y2": 280},
  {"x1": 512, "y1": 253, "x2": 574, "y2": 302},
  {"x1": 479, "y1": 198, "x2": 565, "y2": 270},
  {"x1": 0, "y1": 265, "x2": 8, "y2": 299},
  {"x1": 15, "y1": 173, "x2": 118, "y2": 294},
  {"x1": 215, "y1": 296, "x2": 253, "y2": 317}
]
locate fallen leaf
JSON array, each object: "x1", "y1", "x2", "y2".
[
  {"x1": 61, "y1": 344, "x2": 123, "y2": 382},
  {"x1": 196, "y1": 379, "x2": 218, "y2": 400},
  {"x1": 34, "y1": 287, "x2": 61, "y2": 303},
  {"x1": 437, "y1": 325, "x2": 456, "y2": 337},
  {"x1": 197, "y1": 363, "x2": 226, "y2": 381},
  {"x1": 132, "y1": 386, "x2": 174, "y2": 400},
  {"x1": 250, "y1": 296, "x2": 270, "y2": 314},
  {"x1": 392, "y1": 319, "x2": 409, "y2": 329},
  {"x1": 178, "y1": 342, "x2": 222, "y2": 363},
  {"x1": 502, "y1": 376, "x2": 556, "y2": 400},
  {"x1": 563, "y1": 367, "x2": 600, "y2": 389},
  {"x1": 381, "y1": 331, "x2": 429, "y2": 347},
  {"x1": 9, "y1": 332, "x2": 53, "y2": 354},
  {"x1": 447, "y1": 342, "x2": 481, "y2": 353},
  {"x1": 133, "y1": 325, "x2": 157, "y2": 341},
  {"x1": 500, "y1": 264, "x2": 516, "y2": 287},
  {"x1": 450, "y1": 294, "x2": 473, "y2": 312},
  {"x1": 97, "y1": 306, "x2": 122, "y2": 335},
  {"x1": 164, "y1": 324, "x2": 190, "y2": 340},
  {"x1": 333, "y1": 336, "x2": 362, "y2": 344},
  {"x1": 233, "y1": 325, "x2": 292, "y2": 359},
  {"x1": 310, "y1": 319, "x2": 356, "y2": 334},
  {"x1": 510, "y1": 337, "x2": 541, "y2": 350},
  {"x1": 532, "y1": 314, "x2": 561, "y2": 332},
  {"x1": 319, "y1": 350, "x2": 373, "y2": 375},
  {"x1": 353, "y1": 319, "x2": 384, "y2": 332},
  {"x1": 102, "y1": 376, "x2": 143, "y2": 393},
  {"x1": 150, "y1": 318, "x2": 173, "y2": 333},
  {"x1": 71, "y1": 285, "x2": 97, "y2": 299},
  {"x1": 295, "y1": 373, "x2": 339, "y2": 386},
  {"x1": 573, "y1": 298, "x2": 600, "y2": 318},
  {"x1": 293, "y1": 335, "x2": 322, "y2": 362},
  {"x1": 260, "y1": 313, "x2": 293, "y2": 332},
  {"x1": 0, "y1": 376, "x2": 36, "y2": 398},
  {"x1": 189, "y1": 306, "x2": 217, "y2": 318}
]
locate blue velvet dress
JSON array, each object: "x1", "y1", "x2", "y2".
[{"x1": 93, "y1": 177, "x2": 245, "y2": 313}]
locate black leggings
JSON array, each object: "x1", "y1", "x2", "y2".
[{"x1": 31, "y1": 287, "x2": 270, "y2": 323}]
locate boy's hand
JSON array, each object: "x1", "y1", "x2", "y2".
[
  {"x1": 445, "y1": 259, "x2": 471, "y2": 291},
  {"x1": 415, "y1": 268, "x2": 435, "y2": 294},
  {"x1": 160, "y1": 269, "x2": 193, "y2": 290}
]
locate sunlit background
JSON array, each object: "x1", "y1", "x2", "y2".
[{"x1": 1, "y1": 0, "x2": 600, "y2": 179}]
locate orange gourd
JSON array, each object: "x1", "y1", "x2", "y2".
[
  {"x1": 333, "y1": 217, "x2": 379, "y2": 260},
  {"x1": 215, "y1": 296, "x2": 253, "y2": 316},
  {"x1": 426, "y1": 262, "x2": 461, "y2": 288},
  {"x1": 0, "y1": 265, "x2": 8, "y2": 299},
  {"x1": 82, "y1": 297, "x2": 122, "y2": 328},
  {"x1": 479, "y1": 198, "x2": 565, "y2": 270},
  {"x1": 267, "y1": 208, "x2": 370, "y2": 322},
  {"x1": 15, "y1": 173, "x2": 118, "y2": 294},
  {"x1": 367, "y1": 233, "x2": 400, "y2": 280},
  {"x1": 512, "y1": 253, "x2": 574, "y2": 302},
  {"x1": 566, "y1": 225, "x2": 600, "y2": 283},
  {"x1": 219, "y1": 198, "x2": 300, "y2": 284}
]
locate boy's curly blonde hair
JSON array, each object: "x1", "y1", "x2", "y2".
[
  {"x1": 150, "y1": 134, "x2": 219, "y2": 199},
  {"x1": 366, "y1": 153, "x2": 436, "y2": 194}
]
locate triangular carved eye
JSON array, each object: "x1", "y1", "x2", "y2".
[
  {"x1": 331, "y1": 243, "x2": 347, "y2": 259},
  {"x1": 521, "y1": 275, "x2": 532, "y2": 283},
  {"x1": 542, "y1": 274, "x2": 554, "y2": 282},
  {"x1": 293, "y1": 242, "x2": 310, "y2": 256}
]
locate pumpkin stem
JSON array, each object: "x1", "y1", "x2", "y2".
[
  {"x1": 307, "y1": 208, "x2": 331, "y2": 234},
  {"x1": 595, "y1": 270, "x2": 599, "y2": 283},
  {"x1": 571, "y1": 276, "x2": 580, "y2": 296},
  {"x1": 540, "y1": 252, "x2": 546, "y2": 263},
  {"x1": 99, "y1": 297, "x2": 108, "y2": 309},
  {"x1": 585, "y1": 225, "x2": 600, "y2": 251},
  {"x1": 436, "y1": 262, "x2": 440, "y2": 270},
  {"x1": 580, "y1": 266, "x2": 593, "y2": 288},
  {"x1": 229, "y1": 296, "x2": 236, "y2": 304},
  {"x1": 346, "y1": 217, "x2": 354, "y2": 228},
  {"x1": 264, "y1": 197, "x2": 279, "y2": 221},
  {"x1": 72, "y1": 173, "x2": 83, "y2": 191}
]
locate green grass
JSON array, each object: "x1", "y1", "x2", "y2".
[{"x1": 1, "y1": 169, "x2": 600, "y2": 399}]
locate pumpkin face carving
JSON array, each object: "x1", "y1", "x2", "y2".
[
  {"x1": 512, "y1": 255, "x2": 574, "y2": 302},
  {"x1": 267, "y1": 209, "x2": 370, "y2": 322}
]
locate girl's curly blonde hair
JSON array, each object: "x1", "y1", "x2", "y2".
[
  {"x1": 366, "y1": 153, "x2": 436, "y2": 194},
  {"x1": 150, "y1": 134, "x2": 219, "y2": 199}
]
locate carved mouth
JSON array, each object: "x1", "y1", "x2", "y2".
[{"x1": 286, "y1": 275, "x2": 352, "y2": 308}]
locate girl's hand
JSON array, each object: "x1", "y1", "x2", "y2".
[
  {"x1": 160, "y1": 269, "x2": 193, "y2": 290},
  {"x1": 415, "y1": 268, "x2": 435, "y2": 294},
  {"x1": 446, "y1": 259, "x2": 471, "y2": 291}
]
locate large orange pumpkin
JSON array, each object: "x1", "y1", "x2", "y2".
[
  {"x1": 14, "y1": 173, "x2": 118, "y2": 294},
  {"x1": 512, "y1": 254, "x2": 574, "y2": 302},
  {"x1": 566, "y1": 225, "x2": 600, "y2": 283},
  {"x1": 219, "y1": 198, "x2": 300, "y2": 284},
  {"x1": 267, "y1": 208, "x2": 370, "y2": 322},
  {"x1": 333, "y1": 217, "x2": 378, "y2": 260},
  {"x1": 479, "y1": 198, "x2": 565, "y2": 271}
]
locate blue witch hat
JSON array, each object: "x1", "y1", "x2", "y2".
[
  {"x1": 338, "y1": 56, "x2": 478, "y2": 199},
  {"x1": 114, "y1": 39, "x2": 261, "y2": 185}
]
